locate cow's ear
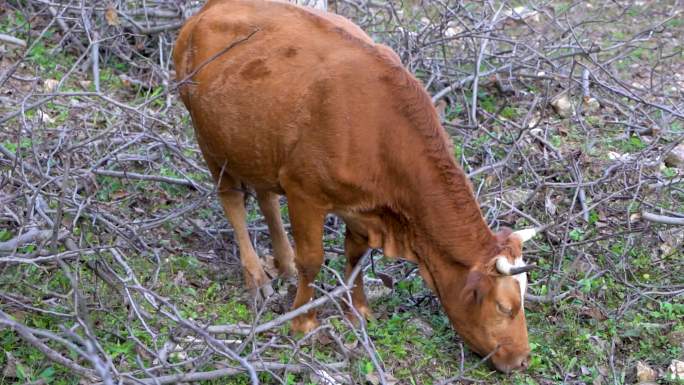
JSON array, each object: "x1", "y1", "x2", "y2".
[{"x1": 461, "y1": 269, "x2": 492, "y2": 305}]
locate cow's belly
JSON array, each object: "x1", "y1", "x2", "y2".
[{"x1": 337, "y1": 210, "x2": 417, "y2": 263}]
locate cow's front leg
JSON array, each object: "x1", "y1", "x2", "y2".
[
  {"x1": 344, "y1": 229, "x2": 372, "y2": 321},
  {"x1": 287, "y1": 196, "x2": 326, "y2": 334}
]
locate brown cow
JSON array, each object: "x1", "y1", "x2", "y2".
[{"x1": 174, "y1": 0, "x2": 537, "y2": 372}]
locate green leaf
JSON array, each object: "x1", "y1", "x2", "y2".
[
  {"x1": 16, "y1": 362, "x2": 27, "y2": 381},
  {"x1": 39, "y1": 366, "x2": 55, "y2": 381},
  {"x1": 569, "y1": 228, "x2": 584, "y2": 241},
  {"x1": 0, "y1": 229, "x2": 12, "y2": 242},
  {"x1": 363, "y1": 360, "x2": 373, "y2": 375}
]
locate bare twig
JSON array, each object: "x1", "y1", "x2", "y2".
[
  {"x1": 641, "y1": 211, "x2": 684, "y2": 226},
  {"x1": 0, "y1": 33, "x2": 26, "y2": 47}
]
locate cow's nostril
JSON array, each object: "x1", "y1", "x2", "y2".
[{"x1": 520, "y1": 354, "x2": 531, "y2": 369}]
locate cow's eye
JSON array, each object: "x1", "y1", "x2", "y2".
[{"x1": 496, "y1": 302, "x2": 512, "y2": 316}]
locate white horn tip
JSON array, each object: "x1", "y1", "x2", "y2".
[{"x1": 513, "y1": 228, "x2": 537, "y2": 243}]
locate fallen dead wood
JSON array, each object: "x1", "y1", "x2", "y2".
[
  {"x1": 0, "y1": 228, "x2": 68, "y2": 254},
  {"x1": 0, "y1": 33, "x2": 26, "y2": 47},
  {"x1": 121, "y1": 361, "x2": 348, "y2": 385},
  {"x1": 641, "y1": 211, "x2": 684, "y2": 226}
]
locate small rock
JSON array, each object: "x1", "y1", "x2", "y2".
[
  {"x1": 636, "y1": 361, "x2": 656, "y2": 382},
  {"x1": 527, "y1": 112, "x2": 541, "y2": 129},
  {"x1": 667, "y1": 329, "x2": 684, "y2": 349},
  {"x1": 664, "y1": 143, "x2": 684, "y2": 169},
  {"x1": 529, "y1": 127, "x2": 543, "y2": 137},
  {"x1": 669, "y1": 359, "x2": 684, "y2": 380},
  {"x1": 410, "y1": 317, "x2": 434, "y2": 337},
  {"x1": 43, "y1": 78, "x2": 59, "y2": 93},
  {"x1": 551, "y1": 94, "x2": 573, "y2": 118},
  {"x1": 169, "y1": 349, "x2": 188, "y2": 362},
  {"x1": 37, "y1": 110, "x2": 55, "y2": 124},
  {"x1": 658, "y1": 229, "x2": 683, "y2": 256},
  {"x1": 583, "y1": 97, "x2": 600, "y2": 114},
  {"x1": 505, "y1": 6, "x2": 541, "y2": 23},
  {"x1": 444, "y1": 21, "x2": 464, "y2": 38},
  {"x1": 608, "y1": 151, "x2": 632, "y2": 162},
  {"x1": 503, "y1": 189, "x2": 533, "y2": 206},
  {"x1": 79, "y1": 80, "x2": 92, "y2": 90}
]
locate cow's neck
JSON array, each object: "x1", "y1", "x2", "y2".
[
  {"x1": 397, "y1": 163, "x2": 497, "y2": 307},
  {"x1": 377, "y1": 67, "x2": 498, "y2": 267},
  {"x1": 395, "y1": 154, "x2": 498, "y2": 269}
]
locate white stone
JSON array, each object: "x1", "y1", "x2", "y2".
[
  {"x1": 669, "y1": 360, "x2": 684, "y2": 380},
  {"x1": 664, "y1": 143, "x2": 684, "y2": 169},
  {"x1": 636, "y1": 361, "x2": 656, "y2": 383},
  {"x1": 43, "y1": 79, "x2": 59, "y2": 93},
  {"x1": 551, "y1": 94, "x2": 573, "y2": 118},
  {"x1": 583, "y1": 97, "x2": 600, "y2": 113}
]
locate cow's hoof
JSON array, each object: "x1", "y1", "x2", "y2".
[
  {"x1": 347, "y1": 304, "x2": 374, "y2": 324},
  {"x1": 264, "y1": 253, "x2": 297, "y2": 280},
  {"x1": 291, "y1": 316, "x2": 319, "y2": 335},
  {"x1": 248, "y1": 282, "x2": 275, "y2": 305},
  {"x1": 244, "y1": 267, "x2": 274, "y2": 303},
  {"x1": 277, "y1": 261, "x2": 297, "y2": 279}
]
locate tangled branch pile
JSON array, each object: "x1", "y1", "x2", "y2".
[{"x1": 0, "y1": 0, "x2": 682, "y2": 384}]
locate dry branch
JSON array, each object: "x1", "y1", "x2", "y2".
[
  {"x1": 0, "y1": 228, "x2": 68, "y2": 254},
  {"x1": 90, "y1": 168, "x2": 210, "y2": 190},
  {"x1": 126, "y1": 362, "x2": 348, "y2": 385},
  {"x1": 641, "y1": 211, "x2": 684, "y2": 226},
  {"x1": 0, "y1": 33, "x2": 26, "y2": 47}
]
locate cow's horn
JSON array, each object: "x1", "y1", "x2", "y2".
[
  {"x1": 508, "y1": 264, "x2": 536, "y2": 275},
  {"x1": 513, "y1": 228, "x2": 537, "y2": 243},
  {"x1": 495, "y1": 256, "x2": 535, "y2": 276}
]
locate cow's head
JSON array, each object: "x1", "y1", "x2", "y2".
[{"x1": 428, "y1": 228, "x2": 536, "y2": 373}]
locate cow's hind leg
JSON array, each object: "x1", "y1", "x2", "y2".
[
  {"x1": 215, "y1": 177, "x2": 273, "y2": 301},
  {"x1": 344, "y1": 229, "x2": 372, "y2": 321},
  {"x1": 256, "y1": 191, "x2": 296, "y2": 278}
]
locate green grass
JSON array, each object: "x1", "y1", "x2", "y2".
[{"x1": 2, "y1": 207, "x2": 682, "y2": 385}]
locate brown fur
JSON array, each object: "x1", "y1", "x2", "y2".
[{"x1": 174, "y1": 0, "x2": 530, "y2": 372}]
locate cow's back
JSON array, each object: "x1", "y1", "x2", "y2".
[{"x1": 173, "y1": 0, "x2": 401, "y2": 196}]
